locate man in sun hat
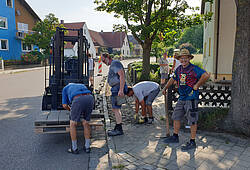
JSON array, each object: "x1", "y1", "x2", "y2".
[{"x1": 162, "y1": 48, "x2": 210, "y2": 151}]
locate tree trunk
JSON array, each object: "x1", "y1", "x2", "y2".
[
  {"x1": 227, "y1": 0, "x2": 250, "y2": 136},
  {"x1": 141, "y1": 40, "x2": 152, "y2": 80}
]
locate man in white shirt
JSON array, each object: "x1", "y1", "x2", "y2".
[
  {"x1": 171, "y1": 49, "x2": 181, "y2": 73},
  {"x1": 159, "y1": 52, "x2": 169, "y2": 88},
  {"x1": 127, "y1": 81, "x2": 160, "y2": 124},
  {"x1": 88, "y1": 54, "x2": 95, "y2": 88}
]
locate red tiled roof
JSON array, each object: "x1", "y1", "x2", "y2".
[
  {"x1": 89, "y1": 30, "x2": 106, "y2": 47},
  {"x1": 89, "y1": 30, "x2": 126, "y2": 48},
  {"x1": 18, "y1": 0, "x2": 41, "y2": 21},
  {"x1": 63, "y1": 22, "x2": 85, "y2": 49}
]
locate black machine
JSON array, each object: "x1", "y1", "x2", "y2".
[
  {"x1": 35, "y1": 27, "x2": 103, "y2": 134},
  {"x1": 42, "y1": 27, "x2": 91, "y2": 111}
]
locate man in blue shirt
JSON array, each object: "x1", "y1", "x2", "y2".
[
  {"x1": 162, "y1": 49, "x2": 210, "y2": 151},
  {"x1": 62, "y1": 83, "x2": 94, "y2": 154},
  {"x1": 102, "y1": 53, "x2": 128, "y2": 136}
]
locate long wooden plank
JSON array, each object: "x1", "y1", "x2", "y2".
[
  {"x1": 34, "y1": 111, "x2": 51, "y2": 126},
  {"x1": 46, "y1": 110, "x2": 60, "y2": 123},
  {"x1": 35, "y1": 119, "x2": 104, "y2": 134},
  {"x1": 58, "y1": 110, "x2": 70, "y2": 124}
]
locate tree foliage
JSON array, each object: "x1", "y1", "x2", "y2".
[
  {"x1": 24, "y1": 13, "x2": 64, "y2": 57},
  {"x1": 95, "y1": 0, "x2": 213, "y2": 79},
  {"x1": 177, "y1": 24, "x2": 204, "y2": 53}
]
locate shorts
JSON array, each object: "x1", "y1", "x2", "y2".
[
  {"x1": 89, "y1": 70, "x2": 94, "y2": 77},
  {"x1": 144, "y1": 87, "x2": 160, "y2": 105},
  {"x1": 161, "y1": 73, "x2": 168, "y2": 79},
  {"x1": 111, "y1": 84, "x2": 128, "y2": 109},
  {"x1": 172, "y1": 100, "x2": 199, "y2": 125},
  {"x1": 70, "y1": 94, "x2": 94, "y2": 122}
]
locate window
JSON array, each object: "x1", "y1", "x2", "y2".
[
  {"x1": 18, "y1": 22, "x2": 28, "y2": 33},
  {"x1": 6, "y1": 0, "x2": 12, "y2": 8},
  {"x1": 0, "y1": 17, "x2": 8, "y2": 29},
  {"x1": 0, "y1": 39, "x2": 8, "y2": 50},
  {"x1": 22, "y1": 41, "x2": 33, "y2": 52}
]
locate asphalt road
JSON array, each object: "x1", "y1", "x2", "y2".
[{"x1": 0, "y1": 58, "x2": 143, "y2": 170}]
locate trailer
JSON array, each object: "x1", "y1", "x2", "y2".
[{"x1": 35, "y1": 27, "x2": 104, "y2": 134}]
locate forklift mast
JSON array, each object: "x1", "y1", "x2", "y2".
[{"x1": 42, "y1": 27, "x2": 90, "y2": 111}]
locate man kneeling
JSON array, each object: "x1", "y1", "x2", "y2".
[
  {"x1": 62, "y1": 83, "x2": 94, "y2": 154},
  {"x1": 127, "y1": 81, "x2": 160, "y2": 124}
]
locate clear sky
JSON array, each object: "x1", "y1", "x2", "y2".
[{"x1": 25, "y1": 0, "x2": 202, "y2": 32}]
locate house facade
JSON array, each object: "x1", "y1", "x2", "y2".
[
  {"x1": 202, "y1": 0, "x2": 236, "y2": 81},
  {"x1": 128, "y1": 35, "x2": 143, "y2": 56},
  {"x1": 0, "y1": 0, "x2": 40, "y2": 60},
  {"x1": 89, "y1": 30, "x2": 130, "y2": 57},
  {"x1": 63, "y1": 22, "x2": 96, "y2": 59}
]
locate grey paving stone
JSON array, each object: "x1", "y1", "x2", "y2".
[
  {"x1": 140, "y1": 164, "x2": 157, "y2": 170},
  {"x1": 217, "y1": 144, "x2": 232, "y2": 151},
  {"x1": 219, "y1": 157, "x2": 237, "y2": 167},
  {"x1": 231, "y1": 145, "x2": 245, "y2": 152},
  {"x1": 233, "y1": 159, "x2": 250, "y2": 168},
  {"x1": 239, "y1": 154, "x2": 250, "y2": 162},
  {"x1": 230, "y1": 165, "x2": 249, "y2": 170},
  {"x1": 165, "y1": 161, "x2": 181, "y2": 170},
  {"x1": 197, "y1": 161, "x2": 214, "y2": 170},
  {"x1": 179, "y1": 165, "x2": 195, "y2": 170},
  {"x1": 185, "y1": 157, "x2": 205, "y2": 168},
  {"x1": 125, "y1": 164, "x2": 138, "y2": 170}
]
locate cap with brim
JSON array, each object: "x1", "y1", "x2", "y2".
[{"x1": 175, "y1": 48, "x2": 194, "y2": 60}]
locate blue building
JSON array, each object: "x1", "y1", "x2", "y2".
[{"x1": 0, "y1": 0, "x2": 40, "y2": 61}]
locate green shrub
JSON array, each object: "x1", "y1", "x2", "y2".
[
  {"x1": 199, "y1": 107, "x2": 229, "y2": 130},
  {"x1": 150, "y1": 63, "x2": 159, "y2": 73},
  {"x1": 191, "y1": 61, "x2": 203, "y2": 69},
  {"x1": 149, "y1": 71, "x2": 160, "y2": 83}
]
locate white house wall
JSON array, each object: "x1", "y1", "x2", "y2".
[
  {"x1": 73, "y1": 24, "x2": 96, "y2": 58},
  {"x1": 218, "y1": 0, "x2": 236, "y2": 76},
  {"x1": 203, "y1": 1, "x2": 216, "y2": 74},
  {"x1": 121, "y1": 36, "x2": 130, "y2": 57},
  {"x1": 203, "y1": 0, "x2": 236, "y2": 81},
  {"x1": 83, "y1": 24, "x2": 96, "y2": 58},
  {"x1": 64, "y1": 49, "x2": 75, "y2": 57}
]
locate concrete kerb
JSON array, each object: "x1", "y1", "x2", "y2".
[
  {"x1": 0, "y1": 66, "x2": 44, "y2": 74},
  {"x1": 102, "y1": 79, "x2": 127, "y2": 169}
]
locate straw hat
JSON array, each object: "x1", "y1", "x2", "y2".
[{"x1": 175, "y1": 48, "x2": 194, "y2": 60}]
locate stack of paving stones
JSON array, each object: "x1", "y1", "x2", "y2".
[{"x1": 102, "y1": 78, "x2": 250, "y2": 169}]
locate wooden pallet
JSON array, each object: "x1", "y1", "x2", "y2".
[{"x1": 35, "y1": 110, "x2": 104, "y2": 134}]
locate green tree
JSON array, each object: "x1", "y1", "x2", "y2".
[
  {"x1": 95, "y1": 0, "x2": 212, "y2": 79},
  {"x1": 177, "y1": 24, "x2": 204, "y2": 53},
  {"x1": 24, "y1": 13, "x2": 64, "y2": 58}
]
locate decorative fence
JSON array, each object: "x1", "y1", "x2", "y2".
[
  {"x1": 128, "y1": 65, "x2": 231, "y2": 110},
  {"x1": 167, "y1": 84, "x2": 231, "y2": 110}
]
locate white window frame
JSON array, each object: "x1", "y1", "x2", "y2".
[
  {"x1": 0, "y1": 39, "x2": 9, "y2": 50},
  {"x1": 21, "y1": 41, "x2": 33, "y2": 52},
  {"x1": 6, "y1": 0, "x2": 13, "y2": 8},
  {"x1": 0, "y1": 16, "x2": 8, "y2": 29},
  {"x1": 18, "y1": 22, "x2": 28, "y2": 33}
]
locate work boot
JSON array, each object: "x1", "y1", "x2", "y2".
[
  {"x1": 163, "y1": 135, "x2": 179, "y2": 144},
  {"x1": 138, "y1": 116, "x2": 148, "y2": 124},
  {"x1": 181, "y1": 141, "x2": 196, "y2": 151},
  {"x1": 108, "y1": 124, "x2": 123, "y2": 136}
]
